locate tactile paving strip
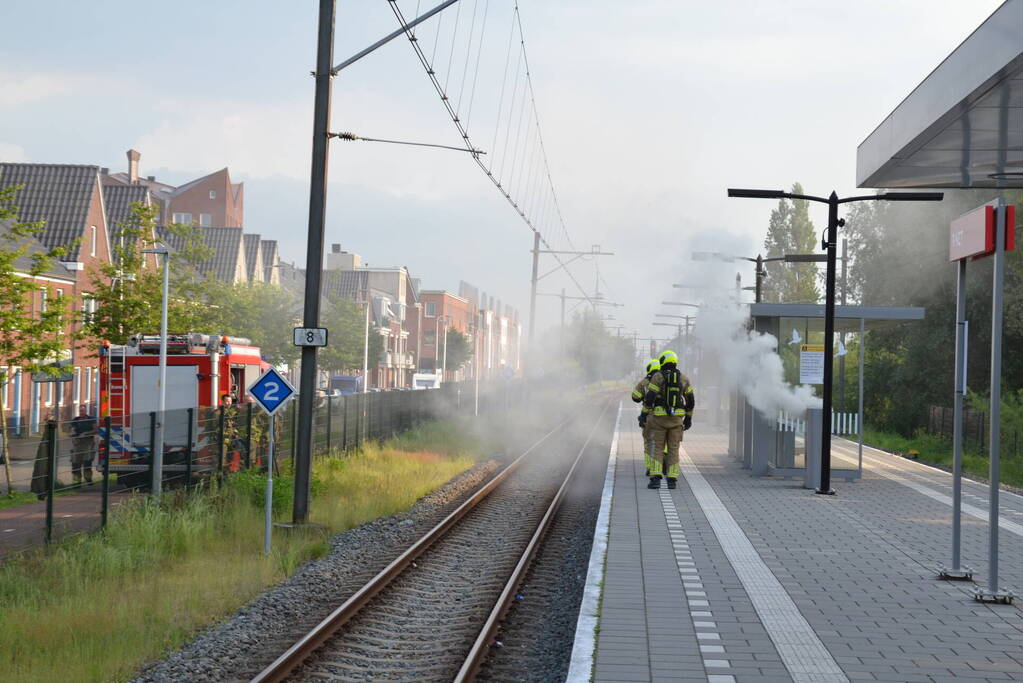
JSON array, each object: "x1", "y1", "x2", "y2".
[{"x1": 680, "y1": 447, "x2": 849, "y2": 683}]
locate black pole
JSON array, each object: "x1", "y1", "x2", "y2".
[
  {"x1": 45, "y1": 420, "x2": 56, "y2": 543},
  {"x1": 244, "y1": 402, "x2": 253, "y2": 470},
  {"x1": 818, "y1": 191, "x2": 839, "y2": 495},
  {"x1": 184, "y1": 408, "x2": 194, "y2": 491},
  {"x1": 755, "y1": 254, "x2": 763, "y2": 303},
  {"x1": 216, "y1": 405, "x2": 225, "y2": 484},
  {"x1": 101, "y1": 416, "x2": 111, "y2": 527},
  {"x1": 148, "y1": 411, "x2": 157, "y2": 492},
  {"x1": 293, "y1": 0, "x2": 336, "y2": 524}
]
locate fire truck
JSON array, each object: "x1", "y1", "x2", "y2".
[{"x1": 99, "y1": 333, "x2": 268, "y2": 486}]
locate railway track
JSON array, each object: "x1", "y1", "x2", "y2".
[{"x1": 251, "y1": 399, "x2": 613, "y2": 682}]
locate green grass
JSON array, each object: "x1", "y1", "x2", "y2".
[
  {"x1": 0, "y1": 490, "x2": 40, "y2": 510},
  {"x1": 0, "y1": 419, "x2": 480, "y2": 682},
  {"x1": 863, "y1": 428, "x2": 1023, "y2": 489}
]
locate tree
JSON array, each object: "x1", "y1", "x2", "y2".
[
  {"x1": 762, "y1": 182, "x2": 819, "y2": 303},
  {"x1": 83, "y1": 202, "x2": 162, "y2": 345},
  {"x1": 164, "y1": 221, "x2": 219, "y2": 333},
  {"x1": 318, "y1": 295, "x2": 383, "y2": 373},
  {"x1": 0, "y1": 186, "x2": 74, "y2": 493},
  {"x1": 214, "y1": 282, "x2": 302, "y2": 366},
  {"x1": 444, "y1": 327, "x2": 473, "y2": 372}
]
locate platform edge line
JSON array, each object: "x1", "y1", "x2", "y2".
[{"x1": 565, "y1": 400, "x2": 621, "y2": 683}]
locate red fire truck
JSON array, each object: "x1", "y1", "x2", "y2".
[{"x1": 99, "y1": 333, "x2": 268, "y2": 485}]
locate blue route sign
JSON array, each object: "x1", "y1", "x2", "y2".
[{"x1": 248, "y1": 368, "x2": 296, "y2": 417}]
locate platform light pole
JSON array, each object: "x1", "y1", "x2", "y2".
[
  {"x1": 727, "y1": 187, "x2": 943, "y2": 494},
  {"x1": 140, "y1": 246, "x2": 169, "y2": 498}
]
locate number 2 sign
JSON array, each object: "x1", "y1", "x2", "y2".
[{"x1": 248, "y1": 368, "x2": 297, "y2": 416}]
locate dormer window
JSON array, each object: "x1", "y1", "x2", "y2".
[{"x1": 209, "y1": 190, "x2": 217, "y2": 199}]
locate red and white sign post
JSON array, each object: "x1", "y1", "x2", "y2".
[{"x1": 943, "y1": 200, "x2": 1015, "y2": 603}]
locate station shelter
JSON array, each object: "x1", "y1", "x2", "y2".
[{"x1": 729, "y1": 303, "x2": 923, "y2": 486}]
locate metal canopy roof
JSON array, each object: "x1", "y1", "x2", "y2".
[
  {"x1": 857, "y1": 0, "x2": 1023, "y2": 189},
  {"x1": 749, "y1": 304, "x2": 925, "y2": 332}
]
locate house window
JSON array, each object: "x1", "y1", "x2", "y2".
[
  {"x1": 425, "y1": 302, "x2": 437, "y2": 317},
  {"x1": 199, "y1": 213, "x2": 212, "y2": 227},
  {"x1": 39, "y1": 288, "x2": 47, "y2": 313},
  {"x1": 172, "y1": 212, "x2": 193, "y2": 225},
  {"x1": 209, "y1": 190, "x2": 217, "y2": 199},
  {"x1": 73, "y1": 367, "x2": 81, "y2": 407},
  {"x1": 84, "y1": 367, "x2": 92, "y2": 405},
  {"x1": 45, "y1": 381, "x2": 53, "y2": 406},
  {"x1": 90, "y1": 225, "x2": 97, "y2": 257},
  {"x1": 425, "y1": 330, "x2": 436, "y2": 347},
  {"x1": 82, "y1": 294, "x2": 96, "y2": 324}
]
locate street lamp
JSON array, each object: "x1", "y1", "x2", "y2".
[
  {"x1": 140, "y1": 246, "x2": 170, "y2": 498},
  {"x1": 728, "y1": 187, "x2": 943, "y2": 494},
  {"x1": 661, "y1": 301, "x2": 700, "y2": 309}
]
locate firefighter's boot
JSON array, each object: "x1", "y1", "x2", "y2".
[
  {"x1": 647, "y1": 475, "x2": 662, "y2": 489},
  {"x1": 666, "y1": 477, "x2": 677, "y2": 490}
]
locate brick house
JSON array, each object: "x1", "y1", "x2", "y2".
[
  {"x1": 106, "y1": 150, "x2": 243, "y2": 229},
  {"x1": 419, "y1": 290, "x2": 476, "y2": 381},
  {"x1": 0, "y1": 163, "x2": 117, "y2": 433}
]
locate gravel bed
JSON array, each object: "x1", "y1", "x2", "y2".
[
  {"x1": 131, "y1": 459, "x2": 501, "y2": 683},
  {"x1": 287, "y1": 424, "x2": 597, "y2": 681},
  {"x1": 477, "y1": 416, "x2": 612, "y2": 682}
]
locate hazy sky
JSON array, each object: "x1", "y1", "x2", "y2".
[{"x1": 0, "y1": 0, "x2": 1004, "y2": 343}]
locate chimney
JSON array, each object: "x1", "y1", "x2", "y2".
[
  {"x1": 100, "y1": 167, "x2": 109, "y2": 175},
  {"x1": 147, "y1": 175, "x2": 155, "y2": 182},
  {"x1": 127, "y1": 149, "x2": 141, "y2": 183},
  {"x1": 332, "y1": 243, "x2": 341, "y2": 253}
]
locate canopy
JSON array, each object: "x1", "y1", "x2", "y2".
[{"x1": 857, "y1": 1, "x2": 1023, "y2": 188}]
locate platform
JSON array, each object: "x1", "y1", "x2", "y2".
[{"x1": 569, "y1": 404, "x2": 1023, "y2": 682}]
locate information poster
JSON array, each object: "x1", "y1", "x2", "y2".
[{"x1": 799, "y1": 344, "x2": 824, "y2": 385}]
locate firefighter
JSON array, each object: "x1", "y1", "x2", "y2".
[
  {"x1": 643, "y1": 350, "x2": 695, "y2": 490},
  {"x1": 631, "y1": 358, "x2": 660, "y2": 475}
]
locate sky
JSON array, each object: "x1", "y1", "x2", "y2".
[{"x1": 0, "y1": 0, "x2": 1005, "y2": 346}]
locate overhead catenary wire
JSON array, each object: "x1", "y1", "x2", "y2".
[{"x1": 387, "y1": 0, "x2": 599, "y2": 307}]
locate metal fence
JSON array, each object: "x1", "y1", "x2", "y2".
[
  {"x1": 0, "y1": 381, "x2": 523, "y2": 558},
  {"x1": 925, "y1": 404, "x2": 1023, "y2": 458}
]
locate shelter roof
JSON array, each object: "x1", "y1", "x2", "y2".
[
  {"x1": 748, "y1": 304, "x2": 925, "y2": 332},
  {"x1": 857, "y1": 1, "x2": 1023, "y2": 188}
]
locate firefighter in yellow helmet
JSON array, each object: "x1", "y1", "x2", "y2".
[
  {"x1": 631, "y1": 358, "x2": 660, "y2": 475},
  {"x1": 642, "y1": 349, "x2": 695, "y2": 489}
]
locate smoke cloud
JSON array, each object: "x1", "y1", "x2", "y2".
[{"x1": 694, "y1": 297, "x2": 821, "y2": 418}]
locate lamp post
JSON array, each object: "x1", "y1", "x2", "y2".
[
  {"x1": 140, "y1": 246, "x2": 169, "y2": 498},
  {"x1": 728, "y1": 187, "x2": 943, "y2": 494}
]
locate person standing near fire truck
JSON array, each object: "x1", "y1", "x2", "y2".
[{"x1": 69, "y1": 405, "x2": 97, "y2": 485}]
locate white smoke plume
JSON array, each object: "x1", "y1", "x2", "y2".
[{"x1": 694, "y1": 298, "x2": 821, "y2": 417}]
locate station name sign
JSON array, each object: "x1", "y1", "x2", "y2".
[{"x1": 949, "y1": 204, "x2": 1016, "y2": 262}]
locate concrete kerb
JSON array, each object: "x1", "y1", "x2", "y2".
[{"x1": 566, "y1": 401, "x2": 622, "y2": 682}]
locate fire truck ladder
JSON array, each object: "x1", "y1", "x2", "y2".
[{"x1": 106, "y1": 345, "x2": 129, "y2": 453}]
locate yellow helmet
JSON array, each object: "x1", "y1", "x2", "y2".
[
  {"x1": 659, "y1": 349, "x2": 679, "y2": 366},
  {"x1": 645, "y1": 358, "x2": 660, "y2": 374}
]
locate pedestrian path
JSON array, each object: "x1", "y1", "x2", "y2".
[
  {"x1": 0, "y1": 487, "x2": 126, "y2": 559},
  {"x1": 569, "y1": 408, "x2": 1023, "y2": 682}
]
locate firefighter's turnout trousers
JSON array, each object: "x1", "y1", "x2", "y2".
[
  {"x1": 648, "y1": 414, "x2": 683, "y2": 479},
  {"x1": 642, "y1": 421, "x2": 656, "y2": 472}
]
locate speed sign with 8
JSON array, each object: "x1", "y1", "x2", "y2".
[{"x1": 294, "y1": 327, "x2": 328, "y2": 347}]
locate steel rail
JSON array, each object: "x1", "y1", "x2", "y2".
[
  {"x1": 250, "y1": 413, "x2": 578, "y2": 683},
  {"x1": 454, "y1": 397, "x2": 613, "y2": 682}
]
